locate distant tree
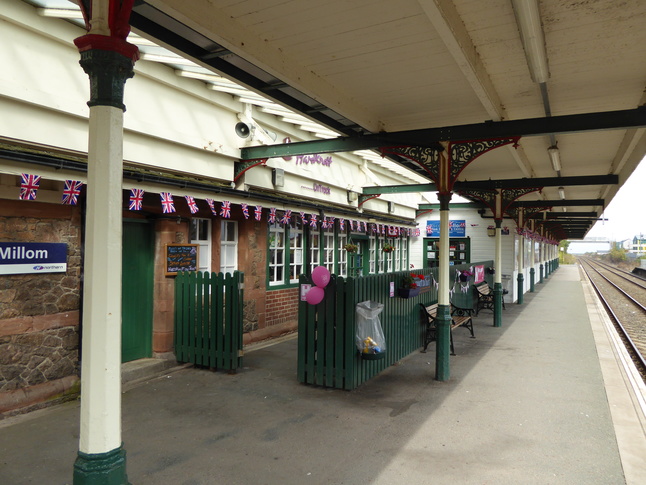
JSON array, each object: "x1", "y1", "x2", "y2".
[{"x1": 608, "y1": 246, "x2": 627, "y2": 264}]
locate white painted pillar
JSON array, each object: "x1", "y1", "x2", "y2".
[{"x1": 79, "y1": 106, "x2": 124, "y2": 454}]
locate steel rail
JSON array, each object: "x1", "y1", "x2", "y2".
[
  {"x1": 579, "y1": 260, "x2": 646, "y2": 375},
  {"x1": 584, "y1": 257, "x2": 646, "y2": 290}
]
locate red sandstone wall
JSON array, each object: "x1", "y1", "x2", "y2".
[{"x1": 0, "y1": 200, "x2": 81, "y2": 405}]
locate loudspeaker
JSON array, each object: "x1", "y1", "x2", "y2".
[{"x1": 235, "y1": 122, "x2": 251, "y2": 138}]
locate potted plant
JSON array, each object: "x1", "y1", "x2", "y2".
[
  {"x1": 398, "y1": 272, "x2": 423, "y2": 298},
  {"x1": 344, "y1": 243, "x2": 358, "y2": 253},
  {"x1": 382, "y1": 242, "x2": 395, "y2": 253}
]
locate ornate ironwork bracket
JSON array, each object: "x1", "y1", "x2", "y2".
[
  {"x1": 448, "y1": 137, "x2": 520, "y2": 186},
  {"x1": 380, "y1": 136, "x2": 520, "y2": 192},
  {"x1": 358, "y1": 194, "x2": 380, "y2": 207},
  {"x1": 458, "y1": 187, "x2": 541, "y2": 220},
  {"x1": 379, "y1": 145, "x2": 442, "y2": 181},
  {"x1": 234, "y1": 158, "x2": 268, "y2": 182},
  {"x1": 416, "y1": 209, "x2": 433, "y2": 218}
]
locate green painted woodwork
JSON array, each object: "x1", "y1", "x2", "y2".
[
  {"x1": 78, "y1": 49, "x2": 135, "y2": 111},
  {"x1": 530, "y1": 268, "x2": 535, "y2": 292},
  {"x1": 418, "y1": 203, "x2": 482, "y2": 210},
  {"x1": 173, "y1": 271, "x2": 243, "y2": 371},
  {"x1": 241, "y1": 107, "x2": 646, "y2": 161},
  {"x1": 424, "y1": 237, "x2": 470, "y2": 268},
  {"x1": 517, "y1": 273, "x2": 524, "y2": 304},
  {"x1": 512, "y1": 199, "x2": 604, "y2": 208},
  {"x1": 73, "y1": 444, "x2": 130, "y2": 485},
  {"x1": 297, "y1": 261, "x2": 493, "y2": 389},
  {"x1": 363, "y1": 183, "x2": 435, "y2": 194},
  {"x1": 493, "y1": 283, "x2": 503, "y2": 328},
  {"x1": 435, "y1": 304, "x2": 452, "y2": 382},
  {"x1": 539, "y1": 263, "x2": 544, "y2": 283},
  {"x1": 121, "y1": 221, "x2": 153, "y2": 363}
]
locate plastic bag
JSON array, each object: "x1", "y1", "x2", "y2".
[{"x1": 355, "y1": 301, "x2": 385, "y2": 355}]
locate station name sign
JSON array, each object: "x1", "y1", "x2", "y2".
[
  {"x1": 426, "y1": 220, "x2": 466, "y2": 237},
  {"x1": 0, "y1": 242, "x2": 67, "y2": 275}
]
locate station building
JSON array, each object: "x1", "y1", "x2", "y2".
[{"x1": 0, "y1": 1, "x2": 556, "y2": 415}]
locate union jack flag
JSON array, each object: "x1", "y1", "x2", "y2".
[
  {"x1": 62, "y1": 180, "x2": 83, "y2": 205},
  {"x1": 241, "y1": 203, "x2": 250, "y2": 219},
  {"x1": 220, "y1": 200, "x2": 231, "y2": 218},
  {"x1": 300, "y1": 212, "x2": 307, "y2": 224},
  {"x1": 339, "y1": 218, "x2": 345, "y2": 231},
  {"x1": 205, "y1": 198, "x2": 217, "y2": 216},
  {"x1": 372, "y1": 223, "x2": 377, "y2": 233},
  {"x1": 254, "y1": 205, "x2": 263, "y2": 221},
  {"x1": 349, "y1": 220, "x2": 355, "y2": 231},
  {"x1": 184, "y1": 196, "x2": 199, "y2": 214},
  {"x1": 310, "y1": 214, "x2": 317, "y2": 228},
  {"x1": 19, "y1": 173, "x2": 41, "y2": 200},
  {"x1": 160, "y1": 192, "x2": 175, "y2": 213},
  {"x1": 280, "y1": 210, "x2": 292, "y2": 225},
  {"x1": 269, "y1": 208, "x2": 277, "y2": 223},
  {"x1": 129, "y1": 188, "x2": 144, "y2": 211},
  {"x1": 321, "y1": 217, "x2": 328, "y2": 229},
  {"x1": 381, "y1": 224, "x2": 386, "y2": 235}
]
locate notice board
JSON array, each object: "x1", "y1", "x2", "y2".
[{"x1": 165, "y1": 244, "x2": 199, "y2": 276}]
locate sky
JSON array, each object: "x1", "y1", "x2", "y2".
[{"x1": 585, "y1": 155, "x2": 646, "y2": 242}]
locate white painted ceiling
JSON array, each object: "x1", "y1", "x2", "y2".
[{"x1": 24, "y1": 1, "x2": 646, "y2": 236}]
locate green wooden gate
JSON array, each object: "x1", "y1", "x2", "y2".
[
  {"x1": 121, "y1": 220, "x2": 154, "y2": 363},
  {"x1": 297, "y1": 261, "x2": 493, "y2": 389},
  {"x1": 174, "y1": 271, "x2": 244, "y2": 371}
]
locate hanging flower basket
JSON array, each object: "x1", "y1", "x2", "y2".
[
  {"x1": 344, "y1": 243, "x2": 358, "y2": 253},
  {"x1": 382, "y1": 243, "x2": 395, "y2": 253}
]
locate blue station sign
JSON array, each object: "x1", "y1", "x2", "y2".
[
  {"x1": 426, "y1": 220, "x2": 466, "y2": 237},
  {"x1": 0, "y1": 242, "x2": 67, "y2": 275}
]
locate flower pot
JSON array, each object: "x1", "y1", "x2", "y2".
[{"x1": 398, "y1": 287, "x2": 420, "y2": 299}]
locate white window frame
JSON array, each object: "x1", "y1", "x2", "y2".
[
  {"x1": 220, "y1": 220, "x2": 238, "y2": 275},
  {"x1": 268, "y1": 222, "x2": 285, "y2": 286},
  {"x1": 289, "y1": 219, "x2": 304, "y2": 284},
  {"x1": 190, "y1": 218, "x2": 211, "y2": 273}
]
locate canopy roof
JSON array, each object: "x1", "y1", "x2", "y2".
[{"x1": 33, "y1": 1, "x2": 646, "y2": 238}]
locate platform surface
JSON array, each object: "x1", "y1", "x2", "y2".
[{"x1": 1, "y1": 264, "x2": 645, "y2": 484}]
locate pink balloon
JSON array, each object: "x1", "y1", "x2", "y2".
[
  {"x1": 311, "y1": 265, "x2": 331, "y2": 288},
  {"x1": 305, "y1": 286, "x2": 325, "y2": 305}
]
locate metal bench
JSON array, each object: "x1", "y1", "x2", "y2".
[
  {"x1": 474, "y1": 282, "x2": 506, "y2": 316},
  {"x1": 419, "y1": 303, "x2": 475, "y2": 355}
]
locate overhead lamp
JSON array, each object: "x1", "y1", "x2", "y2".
[
  {"x1": 548, "y1": 146, "x2": 561, "y2": 172},
  {"x1": 512, "y1": 0, "x2": 550, "y2": 83},
  {"x1": 558, "y1": 187, "x2": 565, "y2": 200}
]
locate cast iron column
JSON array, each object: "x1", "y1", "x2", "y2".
[
  {"x1": 494, "y1": 219, "x2": 503, "y2": 327},
  {"x1": 72, "y1": 2, "x2": 138, "y2": 483},
  {"x1": 436, "y1": 192, "x2": 452, "y2": 381}
]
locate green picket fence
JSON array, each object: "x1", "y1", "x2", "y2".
[
  {"x1": 297, "y1": 261, "x2": 493, "y2": 390},
  {"x1": 174, "y1": 270, "x2": 244, "y2": 371}
]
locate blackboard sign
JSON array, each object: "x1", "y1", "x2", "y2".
[{"x1": 165, "y1": 244, "x2": 199, "y2": 276}]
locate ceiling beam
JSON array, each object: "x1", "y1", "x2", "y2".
[
  {"x1": 241, "y1": 107, "x2": 646, "y2": 160},
  {"x1": 511, "y1": 199, "x2": 604, "y2": 207},
  {"x1": 362, "y1": 175, "x2": 617, "y2": 195}
]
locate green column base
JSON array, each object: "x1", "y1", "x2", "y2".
[
  {"x1": 517, "y1": 273, "x2": 524, "y2": 304},
  {"x1": 493, "y1": 283, "x2": 503, "y2": 327},
  {"x1": 529, "y1": 268, "x2": 535, "y2": 292},
  {"x1": 73, "y1": 444, "x2": 130, "y2": 485},
  {"x1": 435, "y1": 304, "x2": 451, "y2": 381},
  {"x1": 539, "y1": 264, "x2": 544, "y2": 283}
]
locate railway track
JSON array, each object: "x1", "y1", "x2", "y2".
[{"x1": 578, "y1": 257, "x2": 646, "y2": 383}]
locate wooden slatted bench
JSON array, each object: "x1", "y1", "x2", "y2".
[
  {"x1": 419, "y1": 303, "x2": 475, "y2": 355},
  {"x1": 474, "y1": 282, "x2": 506, "y2": 316}
]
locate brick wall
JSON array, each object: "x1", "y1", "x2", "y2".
[
  {"x1": 265, "y1": 287, "x2": 299, "y2": 328},
  {"x1": 0, "y1": 201, "x2": 81, "y2": 394}
]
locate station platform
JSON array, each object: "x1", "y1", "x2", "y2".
[{"x1": 1, "y1": 265, "x2": 645, "y2": 484}]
